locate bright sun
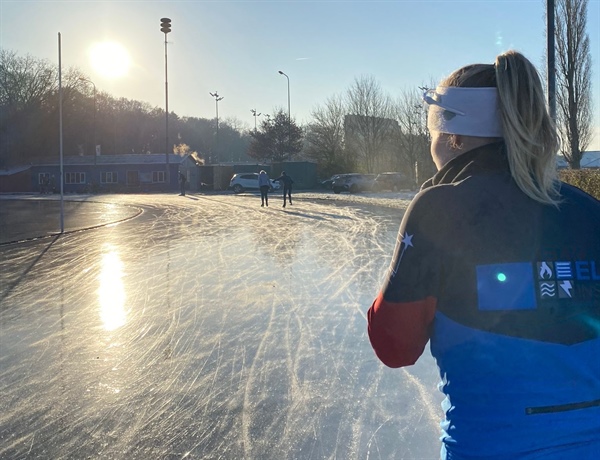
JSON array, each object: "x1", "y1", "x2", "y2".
[{"x1": 89, "y1": 41, "x2": 131, "y2": 78}]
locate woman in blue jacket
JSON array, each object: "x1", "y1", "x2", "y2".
[
  {"x1": 368, "y1": 50, "x2": 600, "y2": 459},
  {"x1": 258, "y1": 170, "x2": 271, "y2": 207}
]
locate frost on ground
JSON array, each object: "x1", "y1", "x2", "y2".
[{"x1": 0, "y1": 191, "x2": 442, "y2": 460}]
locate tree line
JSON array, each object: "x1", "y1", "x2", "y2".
[
  {"x1": 0, "y1": 0, "x2": 593, "y2": 177},
  {"x1": 0, "y1": 48, "x2": 435, "y2": 182},
  {"x1": 304, "y1": 76, "x2": 435, "y2": 180},
  {"x1": 0, "y1": 49, "x2": 253, "y2": 168}
]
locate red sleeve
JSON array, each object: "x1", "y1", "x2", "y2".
[{"x1": 367, "y1": 292, "x2": 436, "y2": 368}]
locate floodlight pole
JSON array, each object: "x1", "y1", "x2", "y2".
[
  {"x1": 161, "y1": 17, "x2": 172, "y2": 188},
  {"x1": 210, "y1": 92, "x2": 224, "y2": 163},
  {"x1": 251, "y1": 108, "x2": 262, "y2": 131}
]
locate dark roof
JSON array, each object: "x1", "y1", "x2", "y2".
[
  {"x1": 582, "y1": 151, "x2": 600, "y2": 168},
  {"x1": 0, "y1": 165, "x2": 31, "y2": 176},
  {"x1": 33, "y1": 154, "x2": 184, "y2": 166}
]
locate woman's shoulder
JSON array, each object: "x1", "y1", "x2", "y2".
[
  {"x1": 406, "y1": 184, "x2": 463, "y2": 223},
  {"x1": 560, "y1": 181, "x2": 600, "y2": 203},
  {"x1": 412, "y1": 180, "x2": 474, "y2": 208},
  {"x1": 408, "y1": 176, "x2": 505, "y2": 228},
  {"x1": 558, "y1": 182, "x2": 600, "y2": 219}
]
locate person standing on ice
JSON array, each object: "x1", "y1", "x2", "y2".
[
  {"x1": 273, "y1": 171, "x2": 294, "y2": 207},
  {"x1": 367, "y1": 50, "x2": 600, "y2": 459},
  {"x1": 178, "y1": 171, "x2": 187, "y2": 196},
  {"x1": 258, "y1": 170, "x2": 271, "y2": 207}
]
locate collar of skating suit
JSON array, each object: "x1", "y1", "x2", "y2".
[{"x1": 421, "y1": 141, "x2": 508, "y2": 190}]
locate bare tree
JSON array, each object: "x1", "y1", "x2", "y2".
[
  {"x1": 0, "y1": 49, "x2": 85, "y2": 165},
  {"x1": 0, "y1": 51, "x2": 54, "y2": 110},
  {"x1": 305, "y1": 94, "x2": 352, "y2": 176},
  {"x1": 554, "y1": 0, "x2": 593, "y2": 168},
  {"x1": 217, "y1": 118, "x2": 252, "y2": 162},
  {"x1": 392, "y1": 88, "x2": 433, "y2": 184},
  {"x1": 0, "y1": 48, "x2": 291, "y2": 167},
  {"x1": 344, "y1": 75, "x2": 395, "y2": 173}
]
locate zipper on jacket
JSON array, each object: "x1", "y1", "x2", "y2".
[{"x1": 526, "y1": 398, "x2": 600, "y2": 415}]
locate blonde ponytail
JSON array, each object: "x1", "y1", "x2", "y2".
[{"x1": 495, "y1": 51, "x2": 561, "y2": 206}]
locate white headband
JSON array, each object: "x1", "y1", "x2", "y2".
[{"x1": 423, "y1": 87, "x2": 503, "y2": 138}]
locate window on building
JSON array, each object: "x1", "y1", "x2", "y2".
[
  {"x1": 101, "y1": 172, "x2": 118, "y2": 183},
  {"x1": 152, "y1": 171, "x2": 166, "y2": 183},
  {"x1": 65, "y1": 172, "x2": 86, "y2": 184}
]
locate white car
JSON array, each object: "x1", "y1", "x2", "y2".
[{"x1": 229, "y1": 173, "x2": 280, "y2": 193}]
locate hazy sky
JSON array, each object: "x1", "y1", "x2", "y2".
[{"x1": 1, "y1": 0, "x2": 599, "y2": 148}]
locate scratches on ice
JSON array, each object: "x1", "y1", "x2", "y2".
[{"x1": 0, "y1": 192, "x2": 441, "y2": 459}]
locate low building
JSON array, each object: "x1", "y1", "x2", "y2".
[
  {"x1": 25, "y1": 154, "x2": 183, "y2": 193},
  {"x1": 557, "y1": 151, "x2": 600, "y2": 169},
  {"x1": 271, "y1": 161, "x2": 318, "y2": 189},
  {"x1": 1, "y1": 155, "x2": 319, "y2": 193},
  {"x1": 0, "y1": 165, "x2": 32, "y2": 193},
  {"x1": 581, "y1": 151, "x2": 600, "y2": 168}
]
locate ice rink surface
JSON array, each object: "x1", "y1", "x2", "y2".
[{"x1": 0, "y1": 191, "x2": 443, "y2": 459}]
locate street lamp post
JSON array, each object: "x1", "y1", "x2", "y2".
[
  {"x1": 209, "y1": 91, "x2": 224, "y2": 163},
  {"x1": 278, "y1": 70, "x2": 290, "y2": 155},
  {"x1": 79, "y1": 77, "x2": 97, "y2": 174},
  {"x1": 250, "y1": 108, "x2": 262, "y2": 131},
  {"x1": 160, "y1": 17, "x2": 172, "y2": 188}
]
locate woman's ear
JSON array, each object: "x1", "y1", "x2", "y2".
[{"x1": 448, "y1": 134, "x2": 464, "y2": 150}]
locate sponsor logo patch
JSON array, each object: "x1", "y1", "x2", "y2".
[
  {"x1": 476, "y1": 262, "x2": 536, "y2": 311},
  {"x1": 477, "y1": 260, "x2": 599, "y2": 310}
]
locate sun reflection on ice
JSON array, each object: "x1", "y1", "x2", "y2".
[{"x1": 98, "y1": 247, "x2": 126, "y2": 330}]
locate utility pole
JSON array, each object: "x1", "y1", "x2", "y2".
[
  {"x1": 547, "y1": 0, "x2": 556, "y2": 120},
  {"x1": 79, "y1": 77, "x2": 97, "y2": 172}
]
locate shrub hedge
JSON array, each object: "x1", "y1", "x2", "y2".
[{"x1": 559, "y1": 169, "x2": 600, "y2": 200}]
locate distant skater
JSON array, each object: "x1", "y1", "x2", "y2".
[
  {"x1": 273, "y1": 171, "x2": 294, "y2": 207},
  {"x1": 258, "y1": 170, "x2": 271, "y2": 207},
  {"x1": 40, "y1": 176, "x2": 49, "y2": 194},
  {"x1": 178, "y1": 171, "x2": 187, "y2": 196}
]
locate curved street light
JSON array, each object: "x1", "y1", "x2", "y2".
[
  {"x1": 278, "y1": 70, "x2": 290, "y2": 155},
  {"x1": 278, "y1": 70, "x2": 290, "y2": 123}
]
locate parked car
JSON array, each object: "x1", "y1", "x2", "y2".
[
  {"x1": 373, "y1": 172, "x2": 413, "y2": 192},
  {"x1": 332, "y1": 173, "x2": 376, "y2": 194},
  {"x1": 229, "y1": 173, "x2": 280, "y2": 193},
  {"x1": 320, "y1": 174, "x2": 341, "y2": 190}
]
